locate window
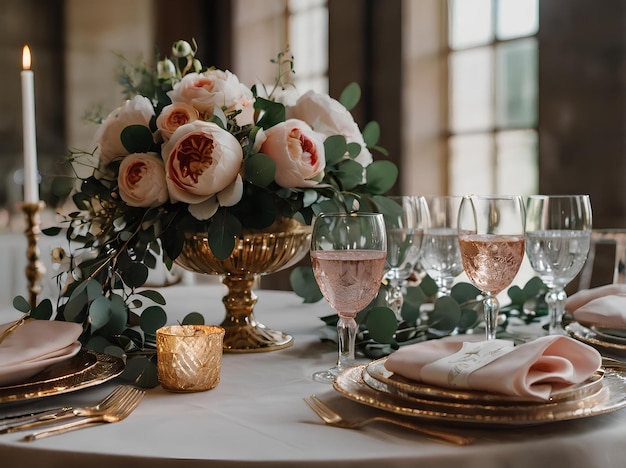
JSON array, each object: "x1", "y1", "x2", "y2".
[
  {"x1": 447, "y1": 0, "x2": 539, "y2": 196},
  {"x1": 287, "y1": 0, "x2": 328, "y2": 93}
]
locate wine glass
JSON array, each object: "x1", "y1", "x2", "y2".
[
  {"x1": 310, "y1": 212, "x2": 387, "y2": 383},
  {"x1": 419, "y1": 195, "x2": 464, "y2": 297},
  {"x1": 380, "y1": 195, "x2": 428, "y2": 319},
  {"x1": 525, "y1": 195, "x2": 592, "y2": 335},
  {"x1": 458, "y1": 195, "x2": 526, "y2": 340}
]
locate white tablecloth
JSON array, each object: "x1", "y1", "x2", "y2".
[{"x1": 1, "y1": 284, "x2": 625, "y2": 468}]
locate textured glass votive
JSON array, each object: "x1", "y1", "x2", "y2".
[{"x1": 156, "y1": 325, "x2": 225, "y2": 392}]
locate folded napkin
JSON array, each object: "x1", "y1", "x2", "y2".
[
  {"x1": 384, "y1": 335, "x2": 601, "y2": 400},
  {"x1": 566, "y1": 284, "x2": 626, "y2": 329},
  {"x1": 0, "y1": 319, "x2": 83, "y2": 386}
]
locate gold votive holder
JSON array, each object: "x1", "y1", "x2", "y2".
[{"x1": 156, "y1": 325, "x2": 225, "y2": 393}]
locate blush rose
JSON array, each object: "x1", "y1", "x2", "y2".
[
  {"x1": 118, "y1": 153, "x2": 169, "y2": 208},
  {"x1": 260, "y1": 119, "x2": 326, "y2": 188},
  {"x1": 162, "y1": 120, "x2": 244, "y2": 220}
]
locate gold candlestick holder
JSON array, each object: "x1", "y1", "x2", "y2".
[{"x1": 21, "y1": 201, "x2": 46, "y2": 309}]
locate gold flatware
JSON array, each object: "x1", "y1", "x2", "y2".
[
  {"x1": 22, "y1": 387, "x2": 145, "y2": 441},
  {"x1": 0, "y1": 385, "x2": 138, "y2": 434},
  {"x1": 0, "y1": 313, "x2": 30, "y2": 346},
  {"x1": 304, "y1": 395, "x2": 474, "y2": 446},
  {"x1": 602, "y1": 357, "x2": 626, "y2": 370}
]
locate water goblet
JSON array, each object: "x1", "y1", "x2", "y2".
[
  {"x1": 458, "y1": 195, "x2": 526, "y2": 340},
  {"x1": 380, "y1": 195, "x2": 428, "y2": 319},
  {"x1": 419, "y1": 195, "x2": 465, "y2": 297},
  {"x1": 525, "y1": 195, "x2": 592, "y2": 335},
  {"x1": 310, "y1": 212, "x2": 387, "y2": 383}
]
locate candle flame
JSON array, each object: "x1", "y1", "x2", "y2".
[{"x1": 22, "y1": 45, "x2": 31, "y2": 70}]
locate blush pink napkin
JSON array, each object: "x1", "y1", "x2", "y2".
[
  {"x1": 0, "y1": 319, "x2": 83, "y2": 386},
  {"x1": 384, "y1": 335, "x2": 601, "y2": 400},
  {"x1": 566, "y1": 284, "x2": 626, "y2": 329}
]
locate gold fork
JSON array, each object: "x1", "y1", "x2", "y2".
[
  {"x1": 22, "y1": 387, "x2": 145, "y2": 441},
  {"x1": 0, "y1": 385, "x2": 139, "y2": 434},
  {"x1": 304, "y1": 395, "x2": 474, "y2": 446}
]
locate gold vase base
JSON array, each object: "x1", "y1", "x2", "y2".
[{"x1": 221, "y1": 321, "x2": 293, "y2": 353}]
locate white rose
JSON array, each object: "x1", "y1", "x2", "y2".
[
  {"x1": 118, "y1": 153, "x2": 169, "y2": 208},
  {"x1": 167, "y1": 70, "x2": 254, "y2": 126},
  {"x1": 286, "y1": 90, "x2": 373, "y2": 167},
  {"x1": 95, "y1": 95, "x2": 155, "y2": 168},
  {"x1": 260, "y1": 119, "x2": 326, "y2": 188},
  {"x1": 162, "y1": 121, "x2": 244, "y2": 220}
]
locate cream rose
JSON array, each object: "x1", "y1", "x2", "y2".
[
  {"x1": 167, "y1": 70, "x2": 254, "y2": 126},
  {"x1": 162, "y1": 121, "x2": 244, "y2": 219},
  {"x1": 286, "y1": 90, "x2": 373, "y2": 167},
  {"x1": 260, "y1": 119, "x2": 326, "y2": 188},
  {"x1": 95, "y1": 95, "x2": 155, "y2": 168},
  {"x1": 118, "y1": 153, "x2": 168, "y2": 208},
  {"x1": 156, "y1": 103, "x2": 199, "y2": 142}
]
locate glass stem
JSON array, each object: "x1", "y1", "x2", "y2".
[
  {"x1": 435, "y1": 276, "x2": 454, "y2": 297},
  {"x1": 483, "y1": 295, "x2": 500, "y2": 341},
  {"x1": 546, "y1": 287, "x2": 567, "y2": 335},
  {"x1": 386, "y1": 280, "x2": 404, "y2": 320},
  {"x1": 336, "y1": 315, "x2": 358, "y2": 372}
]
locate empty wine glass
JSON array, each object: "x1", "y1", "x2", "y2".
[
  {"x1": 525, "y1": 195, "x2": 592, "y2": 335},
  {"x1": 380, "y1": 195, "x2": 428, "y2": 319},
  {"x1": 310, "y1": 212, "x2": 387, "y2": 383},
  {"x1": 458, "y1": 195, "x2": 526, "y2": 340},
  {"x1": 419, "y1": 195, "x2": 464, "y2": 297}
]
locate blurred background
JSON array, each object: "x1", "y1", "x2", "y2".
[{"x1": 0, "y1": 0, "x2": 624, "y2": 294}]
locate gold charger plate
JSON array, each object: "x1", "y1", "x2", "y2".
[
  {"x1": 365, "y1": 357, "x2": 604, "y2": 404},
  {"x1": 333, "y1": 364, "x2": 626, "y2": 426},
  {"x1": 565, "y1": 321, "x2": 626, "y2": 355},
  {"x1": 0, "y1": 348, "x2": 125, "y2": 404}
]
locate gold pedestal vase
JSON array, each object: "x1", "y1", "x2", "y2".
[{"x1": 175, "y1": 218, "x2": 311, "y2": 353}]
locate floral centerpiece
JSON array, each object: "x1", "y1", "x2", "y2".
[{"x1": 27, "y1": 40, "x2": 397, "y2": 386}]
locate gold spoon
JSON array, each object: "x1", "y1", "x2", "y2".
[{"x1": 0, "y1": 313, "x2": 31, "y2": 346}]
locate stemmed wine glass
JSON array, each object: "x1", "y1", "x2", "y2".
[
  {"x1": 458, "y1": 195, "x2": 526, "y2": 340},
  {"x1": 419, "y1": 196, "x2": 464, "y2": 297},
  {"x1": 380, "y1": 195, "x2": 428, "y2": 319},
  {"x1": 525, "y1": 195, "x2": 592, "y2": 335},
  {"x1": 310, "y1": 212, "x2": 387, "y2": 383}
]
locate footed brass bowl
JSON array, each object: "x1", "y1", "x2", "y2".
[{"x1": 175, "y1": 218, "x2": 312, "y2": 353}]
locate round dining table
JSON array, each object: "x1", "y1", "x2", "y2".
[{"x1": 1, "y1": 283, "x2": 625, "y2": 468}]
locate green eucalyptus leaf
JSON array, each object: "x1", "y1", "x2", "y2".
[
  {"x1": 365, "y1": 160, "x2": 398, "y2": 194},
  {"x1": 457, "y1": 308, "x2": 481, "y2": 331},
  {"x1": 85, "y1": 335, "x2": 114, "y2": 353},
  {"x1": 105, "y1": 293, "x2": 128, "y2": 335},
  {"x1": 451, "y1": 282, "x2": 481, "y2": 304},
  {"x1": 362, "y1": 121, "x2": 381, "y2": 147},
  {"x1": 12, "y1": 296, "x2": 30, "y2": 313},
  {"x1": 137, "y1": 290, "x2": 166, "y2": 305},
  {"x1": 42, "y1": 226, "x2": 63, "y2": 237},
  {"x1": 86, "y1": 279, "x2": 104, "y2": 301},
  {"x1": 507, "y1": 285, "x2": 526, "y2": 306},
  {"x1": 32, "y1": 299, "x2": 53, "y2": 320},
  {"x1": 365, "y1": 307, "x2": 398, "y2": 345},
  {"x1": 140, "y1": 306, "x2": 167, "y2": 335},
  {"x1": 324, "y1": 135, "x2": 348, "y2": 166},
  {"x1": 244, "y1": 153, "x2": 276, "y2": 188},
  {"x1": 254, "y1": 97, "x2": 286, "y2": 129},
  {"x1": 121, "y1": 263, "x2": 149, "y2": 288},
  {"x1": 419, "y1": 275, "x2": 439, "y2": 297},
  {"x1": 120, "y1": 125, "x2": 153, "y2": 153},
  {"x1": 335, "y1": 159, "x2": 364, "y2": 190},
  {"x1": 119, "y1": 355, "x2": 159, "y2": 389},
  {"x1": 346, "y1": 142, "x2": 362, "y2": 158},
  {"x1": 289, "y1": 266, "x2": 323, "y2": 303},
  {"x1": 208, "y1": 218, "x2": 236, "y2": 261},
  {"x1": 339, "y1": 82, "x2": 361, "y2": 110},
  {"x1": 72, "y1": 192, "x2": 91, "y2": 211},
  {"x1": 182, "y1": 312, "x2": 205, "y2": 325},
  {"x1": 88, "y1": 296, "x2": 111, "y2": 331},
  {"x1": 401, "y1": 286, "x2": 426, "y2": 322},
  {"x1": 523, "y1": 276, "x2": 547, "y2": 297},
  {"x1": 64, "y1": 289, "x2": 89, "y2": 322},
  {"x1": 428, "y1": 296, "x2": 462, "y2": 334}
]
